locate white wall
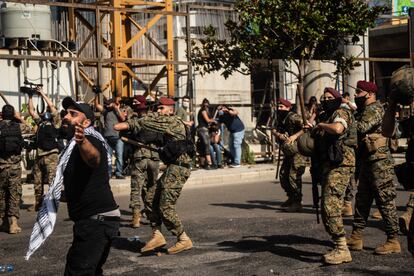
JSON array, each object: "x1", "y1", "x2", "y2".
[{"x1": 0, "y1": 49, "x2": 75, "y2": 111}]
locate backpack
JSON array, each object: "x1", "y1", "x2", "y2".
[{"x1": 159, "y1": 125, "x2": 195, "y2": 164}]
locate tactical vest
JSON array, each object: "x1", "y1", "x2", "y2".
[
  {"x1": 159, "y1": 125, "x2": 195, "y2": 164},
  {"x1": 36, "y1": 122, "x2": 58, "y2": 151},
  {"x1": 0, "y1": 120, "x2": 23, "y2": 157},
  {"x1": 339, "y1": 108, "x2": 358, "y2": 148}
]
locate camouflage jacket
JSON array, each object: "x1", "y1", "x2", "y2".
[
  {"x1": 127, "y1": 112, "x2": 191, "y2": 164},
  {"x1": 130, "y1": 113, "x2": 160, "y2": 160},
  {"x1": 274, "y1": 111, "x2": 305, "y2": 159},
  {"x1": 357, "y1": 101, "x2": 391, "y2": 162},
  {"x1": 314, "y1": 108, "x2": 356, "y2": 167}
]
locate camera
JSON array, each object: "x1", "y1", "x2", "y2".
[
  {"x1": 20, "y1": 80, "x2": 43, "y2": 96},
  {"x1": 92, "y1": 85, "x2": 102, "y2": 94}
]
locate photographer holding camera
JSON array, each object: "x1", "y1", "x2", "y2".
[
  {"x1": 94, "y1": 91, "x2": 126, "y2": 179},
  {"x1": 216, "y1": 104, "x2": 245, "y2": 168},
  {"x1": 27, "y1": 87, "x2": 60, "y2": 212}
]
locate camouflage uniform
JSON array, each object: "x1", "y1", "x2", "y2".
[
  {"x1": 128, "y1": 112, "x2": 191, "y2": 236},
  {"x1": 275, "y1": 112, "x2": 306, "y2": 202},
  {"x1": 32, "y1": 114, "x2": 60, "y2": 207},
  {"x1": 352, "y1": 101, "x2": 399, "y2": 236},
  {"x1": 130, "y1": 143, "x2": 160, "y2": 214},
  {"x1": 314, "y1": 108, "x2": 356, "y2": 238},
  {"x1": 0, "y1": 121, "x2": 31, "y2": 220}
]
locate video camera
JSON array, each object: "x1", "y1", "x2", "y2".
[
  {"x1": 20, "y1": 80, "x2": 43, "y2": 96},
  {"x1": 92, "y1": 85, "x2": 102, "y2": 94}
]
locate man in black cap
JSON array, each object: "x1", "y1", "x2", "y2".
[{"x1": 60, "y1": 97, "x2": 120, "y2": 275}]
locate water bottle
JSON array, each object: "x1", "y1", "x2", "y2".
[{"x1": 0, "y1": 264, "x2": 14, "y2": 273}]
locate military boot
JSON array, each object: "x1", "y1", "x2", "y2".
[
  {"x1": 131, "y1": 210, "x2": 141, "y2": 228},
  {"x1": 399, "y1": 207, "x2": 413, "y2": 235},
  {"x1": 141, "y1": 228, "x2": 166, "y2": 253},
  {"x1": 284, "y1": 200, "x2": 302, "y2": 212},
  {"x1": 281, "y1": 198, "x2": 292, "y2": 208},
  {"x1": 9, "y1": 216, "x2": 21, "y2": 234},
  {"x1": 371, "y1": 209, "x2": 382, "y2": 220},
  {"x1": 323, "y1": 237, "x2": 352, "y2": 265},
  {"x1": 28, "y1": 195, "x2": 43, "y2": 212},
  {"x1": 0, "y1": 216, "x2": 8, "y2": 232},
  {"x1": 374, "y1": 236, "x2": 401, "y2": 255},
  {"x1": 342, "y1": 201, "x2": 353, "y2": 217},
  {"x1": 346, "y1": 229, "x2": 363, "y2": 251},
  {"x1": 167, "y1": 232, "x2": 193, "y2": 254}
]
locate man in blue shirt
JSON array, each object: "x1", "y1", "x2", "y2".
[{"x1": 217, "y1": 105, "x2": 245, "y2": 167}]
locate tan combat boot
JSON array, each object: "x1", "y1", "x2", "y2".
[
  {"x1": 399, "y1": 207, "x2": 413, "y2": 235},
  {"x1": 371, "y1": 209, "x2": 382, "y2": 220},
  {"x1": 141, "y1": 229, "x2": 166, "y2": 253},
  {"x1": 342, "y1": 201, "x2": 353, "y2": 217},
  {"x1": 323, "y1": 237, "x2": 352, "y2": 265},
  {"x1": 131, "y1": 210, "x2": 141, "y2": 228},
  {"x1": 374, "y1": 236, "x2": 401, "y2": 255},
  {"x1": 346, "y1": 229, "x2": 363, "y2": 251},
  {"x1": 9, "y1": 216, "x2": 21, "y2": 234},
  {"x1": 167, "y1": 232, "x2": 193, "y2": 254}
]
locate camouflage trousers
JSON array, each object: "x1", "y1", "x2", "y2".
[
  {"x1": 0, "y1": 162, "x2": 22, "y2": 219},
  {"x1": 147, "y1": 164, "x2": 190, "y2": 236},
  {"x1": 353, "y1": 158, "x2": 399, "y2": 236},
  {"x1": 406, "y1": 193, "x2": 414, "y2": 209},
  {"x1": 279, "y1": 154, "x2": 306, "y2": 201},
  {"x1": 33, "y1": 153, "x2": 59, "y2": 198},
  {"x1": 321, "y1": 165, "x2": 355, "y2": 238},
  {"x1": 129, "y1": 158, "x2": 159, "y2": 212},
  {"x1": 344, "y1": 172, "x2": 357, "y2": 202}
]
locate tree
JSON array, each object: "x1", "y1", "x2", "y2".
[{"x1": 190, "y1": 0, "x2": 386, "y2": 120}]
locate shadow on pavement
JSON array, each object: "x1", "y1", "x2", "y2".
[
  {"x1": 344, "y1": 267, "x2": 410, "y2": 276},
  {"x1": 217, "y1": 234, "x2": 330, "y2": 263},
  {"x1": 112, "y1": 236, "x2": 145, "y2": 253},
  {"x1": 210, "y1": 200, "x2": 317, "y2": 215}
]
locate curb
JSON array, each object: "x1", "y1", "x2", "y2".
[{"x1": 22, "y1": 164, "x2": 277, "y2": 198}]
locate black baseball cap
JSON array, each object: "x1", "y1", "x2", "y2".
[{"x1": 62, "y1": 97, "x2": 95, "y2": 122}]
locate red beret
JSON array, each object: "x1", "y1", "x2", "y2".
[
  {"x1": 277, "y1": 98, "x2": 292, "y2": 108},
  {"x1": 159, "y1": 97, "x2": 175, "y2": 106},
  {"x1": 133, "y1": 95, "x2": 147, "y2": 109},
  {"x1": 324, "y1": 87, "x2": 341, "y2": 99},
  {"x1": 357, "y1": 80, "x2": 378, "y2": 93}
]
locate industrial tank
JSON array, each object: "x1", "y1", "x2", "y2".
[{"x1": 0, "y1": 3, "x2": 51, "y2": 40}]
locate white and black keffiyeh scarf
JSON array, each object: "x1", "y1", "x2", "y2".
[{"x1": 25, "y1": 126, "x2": 111, "y2": 260}]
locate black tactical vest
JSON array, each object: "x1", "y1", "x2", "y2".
[
  {"x1": 36, "y1": 122, "x2": 58, "y2": 151},
  {"x1": 0, "y1": 120, "x2": 23, "y2": 157}
]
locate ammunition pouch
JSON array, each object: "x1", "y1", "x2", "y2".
[
  {"x1": 362, "y1": 133, "x2": 388, "y2": 154},
  {"x1": 328, "y1": 140, "x2": 343, "y2": 166},
  {"x1": 280, "y1": 141, "x2": 298, "y2": 157}
]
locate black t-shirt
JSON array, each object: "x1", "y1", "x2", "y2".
[
  {"x1": 197, "y1": 107, "x2": 210, "y2": 129},
  {"x1": 63, "y1": 135, "x2": 118, "y2": 221},
  {"x1": 218, "y1": 110, "x2": 245, "y2": 133}
]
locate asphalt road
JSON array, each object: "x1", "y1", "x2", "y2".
[{"x1": 1, "y1": 179, "x2": 414, "y2": 275}]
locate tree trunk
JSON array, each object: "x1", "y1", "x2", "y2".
[{"x1": 297, "y1": 58, "x2": 307, "y2": 123}]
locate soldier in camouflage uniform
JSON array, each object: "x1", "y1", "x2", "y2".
[
  {"x1": 0, "y1": 105, "x2": 32, "y2": 234},
  {"x1": 382, "y1": 96, "x2": 414, "y2": 255},
  {"x1": 115, "y1": 97, "x2": 193, "y2": 254},
  {"x1": 310, "y1": 87, "x2": 356, "y2": 265},
  {"x1": 347, "y1": 81, "x2": 400, "y2": 255},
  {"x1": 27, "y1": 88, "x2": 60, "y2": 211},
  {"x1": 127, "y1": 95, "x2": 160, "y2": 228},
  {"x1": 272, "y1": 98, "x2": 306, "y2": 212}
]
